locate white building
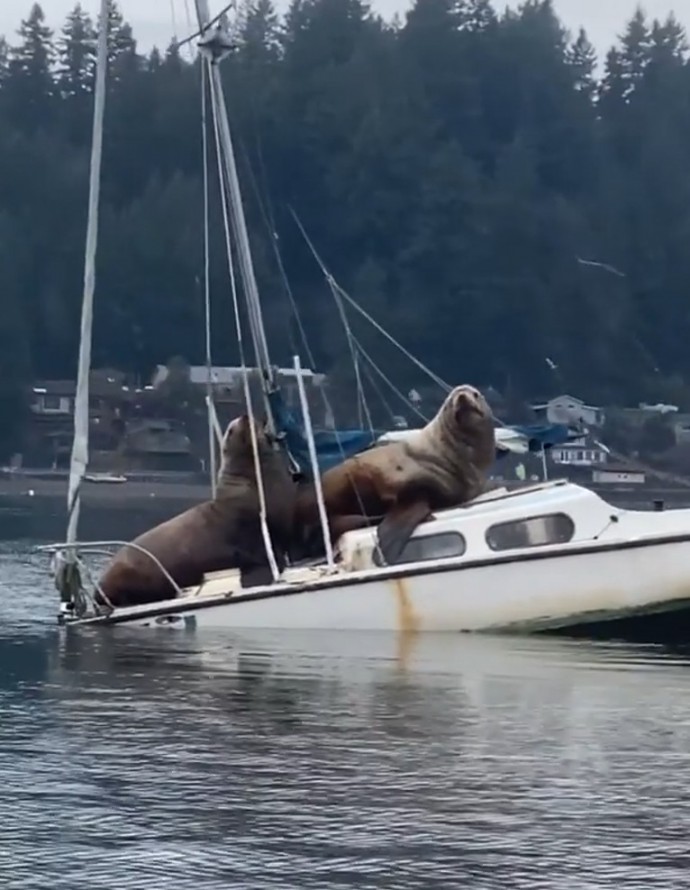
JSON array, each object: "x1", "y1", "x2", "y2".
[
  {"x1": 530, "y1": 394, "x2": 605, "y2": 428},
  {"x1": 550, "y1": 436, "x2": 609, "y2": 467},
  {"x1": 592, "y1": 467, "x2": 645, "y2": 485},
  {"x1": 151, "y1": 364, "x2": 326, "y2": 389}
]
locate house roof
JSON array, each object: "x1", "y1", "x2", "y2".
[
  {"x1": 552, "y1": 435, "x2": 607, "y2": 451},
  {"x1": 530, "y1": 394, "x2": 602, "y2": 411},
  {"x1": 32, "y1": 380, "x2": 76, "y2": 397}
]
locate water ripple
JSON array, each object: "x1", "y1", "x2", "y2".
[{"x1": 2, "y1": 538, "x2": 690, "y2": 888}]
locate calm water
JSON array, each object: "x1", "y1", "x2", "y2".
[{"x1": 3, "y1": 514, "x2": 690, "y2": 888}]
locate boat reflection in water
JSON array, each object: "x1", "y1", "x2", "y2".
[{"x1": 3, "y1": 611, "x2": 690, "y2": 888}]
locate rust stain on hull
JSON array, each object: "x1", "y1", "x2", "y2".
[{"x1": 393, "y1": 578, "x2": 420, "y2": 670}]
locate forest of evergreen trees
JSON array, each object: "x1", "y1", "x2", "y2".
[{"x1": 1, "y1": 0, "x2": 690, "y2": 453}]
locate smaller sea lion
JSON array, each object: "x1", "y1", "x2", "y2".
[
  {"x1": 95, "y1": 414, "x2": 296, "y2": 610},
  {"x1": 293, "y1": 384, "x2": 495, "y2": 565}
]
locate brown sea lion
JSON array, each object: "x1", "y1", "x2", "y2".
[
  {"x1": 95, "y1": 414, "x2": 296, "y2": 610},
  {"x1": 293, "y1": 384, "x2": 495, "y2": 565}
]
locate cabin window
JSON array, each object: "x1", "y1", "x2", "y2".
[
  {"x1": 485, "y1": 513, "x2": 575, "y2": 552},
  {"x1": 373, "y1": 532, "x2": 466, "y2": 566}
]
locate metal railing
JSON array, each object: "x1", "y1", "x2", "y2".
[{"x1": 36, "y1": 540, "x2": 184, "y2": 623}]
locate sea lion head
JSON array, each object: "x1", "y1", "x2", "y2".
[
  {"x1": 449, "y1": 384, "x2": 490, "y2": 423},
  {"x1": 436, "y1": 384, "x2": 495, "y2": 470},
  {"x1": 217, "y1": 414, "x2": 282, "y2": 489}
]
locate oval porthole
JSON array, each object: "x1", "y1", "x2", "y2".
[
  {"x1": 485, "y1": 513, "x2": 575, "y2": 552},
  {"x1": 373, "y1": 532, "x2": 466, "y2": 566}
]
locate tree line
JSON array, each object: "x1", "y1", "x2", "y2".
[{"x1": 0, "y1": 0, "x2": 689, "y2": 455}]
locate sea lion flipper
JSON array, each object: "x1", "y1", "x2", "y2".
[{"x1": 375, "y1": 500, "x2": 432, "y2": 566}]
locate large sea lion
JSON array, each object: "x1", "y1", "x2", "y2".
[
  {"x1": 95, "y1": 414, "x2": 296, "y2": 610},
  {"x1": 293, "y1": 384, "x2": 495, "y2": 565}
]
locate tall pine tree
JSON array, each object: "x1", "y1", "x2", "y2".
[{"x1": 7, "y1": 3, "x2": 55, "y2": 131}]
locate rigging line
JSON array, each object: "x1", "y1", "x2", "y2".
[
  {"x1": 181, "y1": 0, "x2": 197, "y2": 59},
  {"x1": 236, "y1": 135, "x2": 314, "y2": 365},
  {"x1": 355, "y1": 338, "x2": 430, "y2": 424},
  {"x1": 285, "y1": 208, "x2": 516, "y2": 433},
  {"x1": 237, "y1": 133, "x2": 377, "y2": 451},
  {"x1": 208, "y1": 62, "x2": 279, "y2": 581},
  {"x1": 238, "y1": 181, "x2": 375, "y2": 525},
  {"x1": 231, "y1": 139, "x2": 391, "y2": 539},
  {"x1": 326, "y1": 276, "x2": 374, "y2": 434},
  {"x1": 350, "y1": 326, "x2": 398, "y2": 423},
  {"x1": 341, "y1": 275, "x2": 507, "y2": 432},
  {"x1": 287, "y1": 205, "x2": 453, "y2": 394},
  {"x1": 354, "y1": 351, "x2": 365, "y2": 429},
  {"x1": 252, "y1": 196, "x2": 407, "y2": 533},
  {"x1": 209, "y1": 71, "x2": 243, "y2": 366},
  {"x1": 359, "y1": 352, "x2": 397, "y2": 422},
  {"x1": 288, "y1": 207, "x2": 506, "y2": 438},
  {"x1": 329, "y1": 281, "x2": 372, "y2": 432},
  {"x1": 168, "y1": 0, "x2": 179, "y2": 43},
  {"x1": 233, "y1": 138, "x2": 375, "y2": 519},
  {"x1": 209, "y1": 64, "x2": 274, "y2": 401},
  {"x1": 201, "y1": 57, "x2": 217, "y2": 497},
  {"x1": 333, "y1": 280, "x2": 452, "y2": 393}
]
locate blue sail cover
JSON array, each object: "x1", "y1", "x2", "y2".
[
  {"x1": 268, "y1": 390, "x2": 382, "y2": 475},
  {"x1": 268, "y1": 390, "x2": 579, "y2": 478}
]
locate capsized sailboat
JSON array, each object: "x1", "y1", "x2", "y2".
[{"x1": 41, "y1": 2, "x2": 690, "y2": 640}]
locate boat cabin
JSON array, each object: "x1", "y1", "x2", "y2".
[{"x1": 335, "y1": 480, "x2": 620, "y2": 572}]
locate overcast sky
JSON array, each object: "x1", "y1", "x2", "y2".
[{"x1": 0, "y1": 0, "x2": 688, "y2": 61}]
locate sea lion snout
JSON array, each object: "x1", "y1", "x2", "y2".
[
  {"x1": 452, "y1": 385, "x2": 488, "y2": 418},
  {"x1": 224, "y1": 414, "x2": 267, "y2": 446},
  {"x1": 223, "y1": 414, "x2": 248, "y2": 439}
]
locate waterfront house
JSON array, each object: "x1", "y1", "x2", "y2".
[
  {"x1": 124, "y1": 419, "x2": 196, "y2": 472},
  {"x1": 530, "y1": 394, "x2": 605, "y2": 429},
  {"x1": 592, "y1": 465, "x2": 646, "y2": 486},
  {"x1": 549, "y1": 434, "x2": 609, "y2": 468}
]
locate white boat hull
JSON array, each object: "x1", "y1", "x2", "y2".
[
  {"x1": 51, "y1": 481, "x2": 690, "y2": 638},
  {"x1": 85, "y1": 535, "x2": 690, "y2": 634}
]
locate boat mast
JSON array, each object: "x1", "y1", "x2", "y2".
[
  {"x1": 63, "y1": 0, "x2": 109, "y2": 576},
  {"x1": 200, "y1": 58, "x2": 218, "y2": 498},
  {"x1": 193, "y1": 0, "x2": 277, "y2": 430}
]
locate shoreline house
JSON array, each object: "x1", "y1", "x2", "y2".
[
  {"x1": 28, "y1": 372, "x2": 135, "y2": 468},
  {"x1": 549, "y1": 434, "x2": 609, "y2": 470},
  {"x1": 26, "y1": 370, "x2": 196, "y2": 471},
  {"x1": 548, "y1": 433, "x2": 646, "y2": 487},
  {"x1": 530, "y1": 394, "x2": 605, "y2": 430},
  {"x1": 123, "y1": 419, "x2": 196, "y2": 472},
  {"x1": 150, "y1": 363, "x2": 331, "y2": 427},
  {"x1": 591, "y1": 464, "x2": 646, "y2": 486},
  {"x1": 25, "y1": 363, "x2": 333, "y2": 471}
]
